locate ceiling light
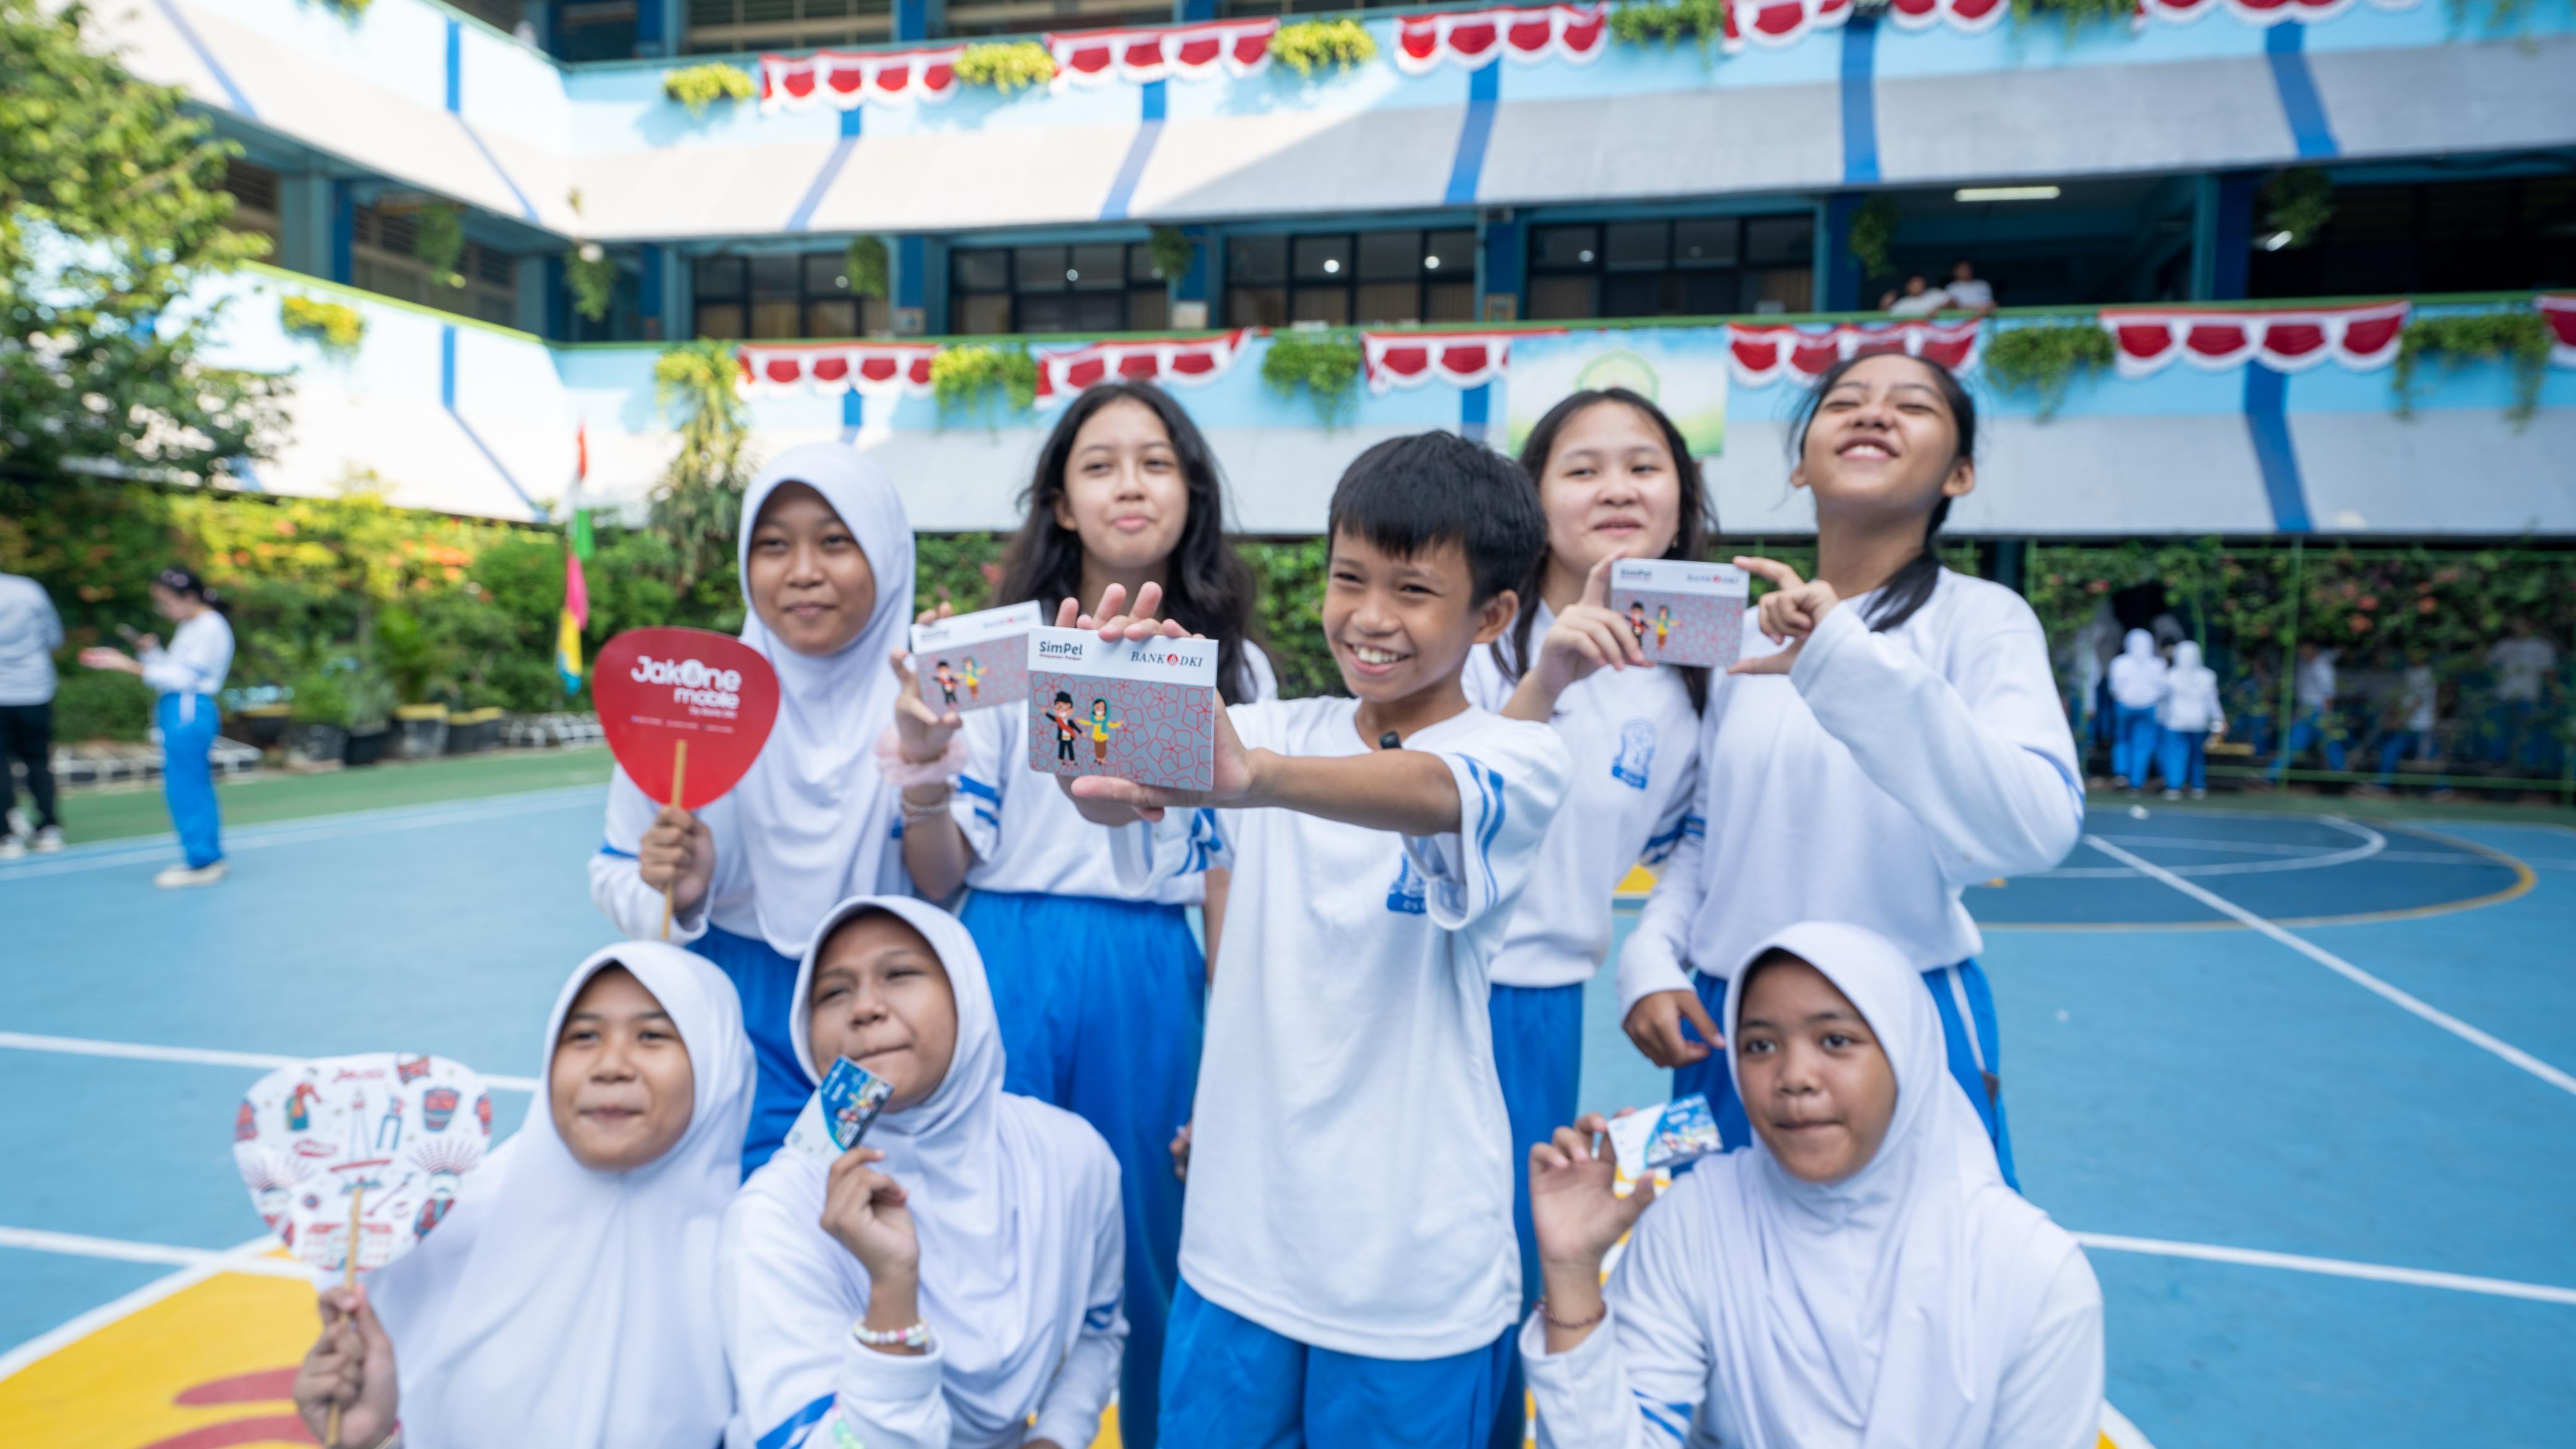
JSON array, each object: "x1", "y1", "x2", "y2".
[
  {"x1": 1954, "y1": 185, "x2": 2061, "y2": 202},
  {"x1": 1323, "y1": 258, "x2": 1341, "y2": 274},
  {"x1": 1578, "y1": 249, "x2": 1595, "y2": 263},
  {"x1": 1065, "y1": 268, "x2": 1079, "y2": 281},
  {"x1": 2259, "y1": 230, "x2": 2294, "y2": 251},
  {"x1": 1424, "y1": 255, "x2": 1440, "y2": 269}
]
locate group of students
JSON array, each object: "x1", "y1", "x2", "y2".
[
  {"x1": 2104, "y1": 627, "x2": 2227, "y2": 799},
  {"x1": 289, "y1": 349, "x2": 2106, "y2": 1449}
]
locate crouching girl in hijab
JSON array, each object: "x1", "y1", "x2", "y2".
[
  {"x1": 721, "y1": 895, "x2": 1125, "y2": 1449},
  {"x1": 1522, "y1": 922, "x2": 2102, "y2": 1449},
  {"x1": 289, "y1": 942, "x2": 755, "y2": 1449}
]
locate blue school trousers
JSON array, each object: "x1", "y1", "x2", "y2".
[
  {"x1": 2110, "y1": 703, "x2": 2160, "y2": 785},
  {"x1": 158, "y1": 692, "x2": 222, "y2": 869},
  {"x1": 1161, "y1": 1281, "x2": 1512, "y2": 1449},
  {"x1": 1485, "y1": 981, "x2": 1583, "y2": 1449},
  {"x1": 2154, "y1": 729, "x2": 2208, "y2": 792},
  {"x1": 2270, "y1": 709, "x2": 2348, "y2": 780},
  {"x1": 1672, "y1": 959, "x2": 2019, "y2": 1190},
  {"x1": 962, "y1": 889, "x2": 1204, "y2": 1449},
  {"x1": 685, "y1": 924, "x2": 809, "y2": 1177}
]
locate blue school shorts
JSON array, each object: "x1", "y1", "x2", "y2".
[{"x1": 1159, "y1": 1280, "x2": 1512, "y2": 1449}]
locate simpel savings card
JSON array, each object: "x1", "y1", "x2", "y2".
[
  {"x1": 1609, "y1": 559, "x2": 1751, "y2": 669},
  {"x1": 1025, "y1": 627, "x2": 1219, "y2": 793},
  {"x1": 911, "y1": 601, "x2": 1043, "y2": 713}
]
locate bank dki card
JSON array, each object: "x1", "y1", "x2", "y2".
[
  {"x1": 1025, "y1": 627, "x2": 1219, "y2": 793},
  {"x1": 782, "y1": 1057, "x2": 895, "y2": 1163},
  {"x1": 1607, "y1": 1093, "x2": 1725, "y2": 1180},
  {"x1": 911, "y1": 601, "x2": 1043, "y2": 713},
  {"x1": 1609, "y1": 559, "x2": 1751, "y2": 669}
]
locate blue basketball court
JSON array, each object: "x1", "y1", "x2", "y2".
[{"x1": 3, "y1": 778, "x2": 2572, "y2": 1447}]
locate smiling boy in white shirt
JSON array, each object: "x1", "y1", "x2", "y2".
[{"x1": 1061, "y1": 431, "x2": 1572, "y2": 1448}]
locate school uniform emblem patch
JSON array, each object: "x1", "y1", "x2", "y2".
[{"x1": 1611, "y1": 718, "x2": 1656, "y2": 790}]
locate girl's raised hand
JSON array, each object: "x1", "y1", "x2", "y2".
[
  {"x1": 1529, "y1": 1113, "x2": 1656, "y2": 1274},
  {"x1": 1533, "y1": 551, "x2": 1652, "y2": 697},
  {"x1": 820, "y1": 1146, "x2": 920, "y2": 1284},
  {"x1": 886, "y1": 649, "x2": 964, "y2": 764},
  {"x1": 1056, "y1": 581, "x2": 1190, "y2": 644},
  {"x1": 293, "y1": 1284, "x2": 398, "y2": 1448},
  {"x1": 638, "y1": 803, "x2": 715, "y2": 918},
  {"x1": 1728, "y1": 555, "x2": 1842, "y2": 677}
]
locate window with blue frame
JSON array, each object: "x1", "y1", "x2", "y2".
[
  {"x1": 1224, "y1": 229, "x2": 1477, "y2": 329},
  {"x1": 1526, "y1": 214, "x2": 1814, "y2": 321},
  {"x1": 693, "y1": 251, "x2": 891, "y2": 339},
  {"x1": 685, "y1": 0, "x2": 892, "y2": 54},
  {"x1": 946, "y1": 0, "x2": 1167, "y2": 37},
  {"x1": 948, "y1": 243, "x2": 1168, "y2": 336},
  {"x1": 2250, "y1": 176, "x2": 2576, "y2": 298}
]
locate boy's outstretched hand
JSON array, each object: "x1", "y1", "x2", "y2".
[
  {"x1": 1728, "y1": 555, "x2": 1841, "y2": 677},
  {"x1": 1530, "y1": 1112, "x2": 1656, "y2": 1352},
  {"x1": 1051, "y1": 581, "x2": 1258, "y2": 824}
]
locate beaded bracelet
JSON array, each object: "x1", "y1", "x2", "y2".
[
  {"x1": 1536, "y1": 1299, "x2": 1606, "y2": 1331},
  {"x1": 853, "y1": 1318, "x2": 934, "y2": 1350}
]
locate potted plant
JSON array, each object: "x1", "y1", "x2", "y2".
[
  {"x1": 285, "y1": 672, "x2": 351, "y2": 770},
  {"x1": 394, "y1": 702, "x2": 450, "y2": 759},
  {"x1": 342, "y1": 665, "x2": 396, "y2": 767},
  {"x1": 233, "y1": 701, "x2": 294, "y2": 749},
  {"x1": 446, "y1": 705, "x2": 503, "y2": 754}
]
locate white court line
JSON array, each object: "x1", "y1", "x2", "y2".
[
  {"x1": 2072, "y1": 1232, "x2": 2576, "y2": 1307},
  {"x1": 2081, "y1": 833, "x2": 2576, "y2": 1099},
  {"x1": 0, "y1": 784, "x2": 603, "y2": 881},
  {"x1": 0, "y1": 1226, "x2": 307, "y2": 1278},
  {"x1": 0, "y1": 1030, "x2": 539, "y2": 1092},
  {"x1": 0, "y1": 1234, "x2": 288, "y2": 1382}
]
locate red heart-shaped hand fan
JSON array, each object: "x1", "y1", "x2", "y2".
[{"x1": 593, "y1": 628, "x2": 781, "y2": 810}]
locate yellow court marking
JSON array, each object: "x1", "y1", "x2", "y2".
[
  {"x1": 1614, "y1": 863, "x2": 1658, "y2": 899},
  {"x1": 1983, "y1": 825, "x2": 2536, "y2": 933},
  {"x1": 0, "y1": 1268, "x2": 318, "y2": 1448}
]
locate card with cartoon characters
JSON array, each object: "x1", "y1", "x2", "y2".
[
  {"x1": 1024, "y1": 626, "x2": 1219, "y2": 793},
  {"x1": 1609, "y1": 559, "x2": 1751, "y2": 669},
  {"x1": 781, "y1": 1057, "x2": 896, "y2": 1164},
  {"x1": 232, "y1": 1053, "x2": 494, "y2": 1275},
  {"x1": 911, "y1": 601, "x2": 1044, "y2": 713}
]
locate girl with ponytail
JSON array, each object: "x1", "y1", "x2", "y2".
[{"x1": 1616, "y1": 353, "x2": 2082, "y2": 1188}]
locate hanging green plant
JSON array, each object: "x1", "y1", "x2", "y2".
[
  {"x1": 280, "y1": 295, "x2": 366, "y2": 357},
  {"x1": 2391, "y1": 311, "x2": 2551, "y2": 429},
  {"x1": 1848, "y1": 196, "x2": 1900, "y2": 285},
  {"x1": 411, "y1": 202, "x2": 465, "y2": 287},
  {"x1": 1980, "y1": 320, "x2": 2116, "y2": 419},
  {"x1": 845, "y1": 235, "x2": 890, "y2": 300},
  {"x1": 1148, "y1": 226, "x2": 1198, "y2": 285},
  {"x1": 2260, "y1": 168, "x2": 2333, "y2": 250},
  {"x1": 955, "y1": 42, "x2": 1056, "y2": 92},
  {"x1": 1269, "y1": 18, "x2": 1378, "y2": 75},
  {"x1": 318, "y1": 0, "x2": 372, "y2": 17},
  {"x1": 2007, "y1": 0, "x2": 2134, "y2": 31},
  {"x1": 930, "y1": 344, "x2": 1039, "y2": 420},
  {"x1": 1608, "y1": 0, "x2": 1731, "y2": 49},
  {"x1": 1260, "y1": 329, "x2": 1364, "y2": 425},
  {"x1": 663, "y1": 63, "x2": 757, "y2": 113},
  {"x1": 566, "y1": 242, "x2": 617, "y2": 323}
]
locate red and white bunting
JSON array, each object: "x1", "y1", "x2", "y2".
[
  {"x1": 1045, "y1": 19, "x2": 1277, "y2": 87},
  {"x1": 757, "y1": 47, "x2": 965, "y2": 111},
  {"x1": 2136, "y1": 0, "x2": 2418, "y2": 28},
  {"x1": 2539, "y1": 295, "x2": 2576, "y2": 370},
  {"x1": 1033, "y1": 331, "x2": 1248, "y2": 399},
  {"x1": 1392, "y1": 4, "x2": 1606, "y2": 74},
  {"x1": 1734, "y1": 0, "x2": 2410, "y2": 50},
  {"x1": 2100, "y1": 302, "x2": 2408, "y2": 379},
  {"x1": 1725, "y1": 319, "x2": 1983, "y2": 388},
  {"x1": 1360, "y1": 329, "x2": 1532, "y2": 393},
  {"x1": 737, "y1": 342, "x2": 942, "y2": 398}
]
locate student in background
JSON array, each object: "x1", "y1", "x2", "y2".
[
  {"x1": 1882, "y1": 274, "x2": 1951, "y2": 318},
  {"x1": 1943, "y1": 258, "x2": 1997, "y2": 315},
  {"x1": 1063, "y1": 432, "x2": 1570, "y2": 1448},
  {"x1": 2362, "y1": 651, "x2": 2444, "y2": 796},
  {"x1": 2268, "y1": 642, "x2": 2346, "y2": 783},
  {"x1": 80, "y1": 568, "x2": 233, "y2": 887},
  {"x1": 1521, "y1": 923, "x2": 2104, "y2": 1449},
  {"x1": 593, "y1": 443, "x2": 915, "y2": 1173},
  {"x1": 2153, "y1": 640, "x2": 2224, "y2": 800},
  {"x1": 720, "y1": 896, "x2": 1123, "y2": 1449},
  {"x1": 1464, "y1": 388, "x2": 1706, "y2": 1449},
  {"x1": 2483, "y1": 622, "x2": 2557, "y2": 772},
  {"x1": 1619, "y1": 354, "x2": 2082, "y2": 1190},
  {"x1": 292, "y1": 941, "x2": 755, "y2": 1449},
  {"x1": 0, "y1": 570, "x2": 64, "y2": 858},
  {"x1": 2105, "y1": 629, "x2": 2167, "y2": 792},
  {"x1": 892, "y1": 381, "x2": 1271, "y2": 1448}
]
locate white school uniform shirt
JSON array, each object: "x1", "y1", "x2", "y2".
[
  {"x1": 2486, "y1": 637, "x2": 2555, "y2": 703},
  {"x1": 1620, "y1": 572, "x2": 2082, "y2": 1014},
  {"x1": 1461, "y1": 609, "x2": 1702, "y2": 989},
  {"x1": 2156, "y1": 641, "x2": 2225, "y2": 735},
  {"x1": 1523, "y1": 922, "x2": 2103, "y2": 1449},
  {"x1": 2294, "y1": 650, "x2": 2339, "y2": 711},
  {"x1": 1113, "y1": 697, "x2": 1569, "y2": 1355},
  {"x1": 591, "y1": 443, "x2": 915, "y2": 953},
  {"x1": 2105, "y1": 629, "x2": 2165, "y2": 711},
  {"x1": 1886, "y1": 289, "x2": 1951, "y2": 318},
  {"x1": 949, "y1": 641, "x2": 1277, "y2": 904},
  {"x1": 139, "y1": 611, "x2": 234, "y2": 724},
  {"x1": 0, "y1": 573, "x2": 62, "y2": 706},
  {"x1": 2398, "y1": 663, "x2": 2437, "y2": 733},
  {"x1": 720, "y1": 896, "x2": 1124, "y2": 1449}
]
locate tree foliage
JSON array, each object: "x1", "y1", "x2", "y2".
[
  {"x1": 0, "y1": 0, "x2": 287, "y2": 487},
  {"x1": 651, "y1": 339, "x2": 755, "y2": 601}
]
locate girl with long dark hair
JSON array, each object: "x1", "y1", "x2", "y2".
[
  {"x1": 892, "y1": 380, "x2": 1269, "y2": 1449},
  {"x1": 1461, "y1": 387, "x2": 1708, "y2": 1449},
  {"x1": 1618, "y1": 353, "x2": 2082, "y2": 1188}
]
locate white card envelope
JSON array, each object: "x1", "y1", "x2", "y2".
[{"x1": 912, "y1": 601, "x2": 1043, "y2": 713}]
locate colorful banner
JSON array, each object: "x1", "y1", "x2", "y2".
[{"x1": 1503, "y1": 327, "x2": 1732, "y2": 458}]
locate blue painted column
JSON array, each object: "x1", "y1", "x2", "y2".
[
  {"x1": 1821, "y1": 194, "x2": 1865, "y2": 312},
  {"x1": 1175, "y1": 0, "x2": 1216, "y2": 18},
  {"x1": 638, "y1": 248, "x2": 666, "y2": 341},
  {"x1": 2242, "y1": 363, "x2": 2312, "y2": 534},
  {"x1": 893, "y1": 235, "x2": 934, "y2": 335},
  {"x1": 894, "y1": 0, "x2": 929, "y2": 43},
  {"x1": 2191, "y1": 173, "x2": 2259, "y2": 300},
  {"x1": 1478, "y1": 213, "x2": 1521, "y2": 324},
  {"x1": 328, "y1": 180, "x2": 355, "y2": 284},
  {"x1": 1837, "y1": 15, "x2": 1881, "y2": 186},
  {"x1": 1172, "y1": 224, "x2": 1214, "y2": 328},
  {"x1": 1461, "y1": 381, "x2": 1493, "y2": 446}
]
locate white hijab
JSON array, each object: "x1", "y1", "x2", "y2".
[
  {"x1": 369, "y1": 941, "x2": 755, "y2": 1449},
  {"x1": 2106, "y1": 627, "x2": 2166, "y2": 708},
  {"x1": 1682, "y1": 922, "x2": 2081, "y2": 1449},
  {"x1": 2167, "y1": 640, "x2": 2213, "y2": 693},
  {"x1": 601, "y1": 442, "x2": 915, "y2": 957},
  {"x1": 744, "y1": 894, "x2": 1108, "y2": 1440}
]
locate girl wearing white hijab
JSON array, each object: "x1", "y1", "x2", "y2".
[
  {"x1": 590, "y1": 442, "x2": 918, "y2": 1172},
  {"x1": 2105, "y1": 629, "x2": 2168, "y2": 791},
  {"x1": 1521, "y1": 922, "x2": 2102, "y2": 1449},
  {"x1": 720, "y1": 894, "x2": 1125, "y2": 1449},
  {"x1": 290, "y1": 941, "x2": 756, "y2": 1449},
  {"x1": 2152, "y1": 640, "x2": 2224, "y2": 800}
]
